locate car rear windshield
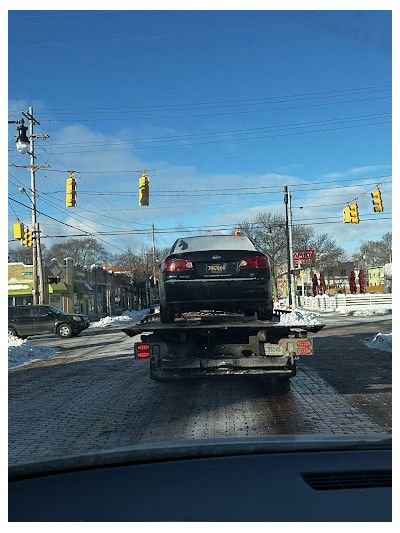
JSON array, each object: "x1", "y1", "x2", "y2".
[{"x1": 170, "y1": 235, "x2": 258, "y2": 254}]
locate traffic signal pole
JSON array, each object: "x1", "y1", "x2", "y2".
[
  {"x1": 13, "y1": 107, "x2": 49, "y2": 304},
  {"x1": 284, "y1": 186, "x2": 297, "y2": 308},
  {"x1": 28, "y1": 108, "x2": 39, "y2": 304}
]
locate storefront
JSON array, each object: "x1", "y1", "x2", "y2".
[
  {"x1": 48, "y1": 281, "x2": 69, "y2": 311},
  {"x1": 8, "y1": 282, "x2": 34, "y2": 306},
  {"x1": 73, "y1": 282, "x2": 94, "y2": 314}
]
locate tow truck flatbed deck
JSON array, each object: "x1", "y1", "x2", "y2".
[{"x1": 121, "y1": 313, "x2": 324, "y2": 336}]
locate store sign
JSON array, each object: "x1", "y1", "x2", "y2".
[{"x1": 293, "y1": 249, "x2": 315, "y2": 264}]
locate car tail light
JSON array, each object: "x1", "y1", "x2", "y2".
[
  {"x1": 239, "y1": 255, "x2": 269, "y2": 269},
  {"x1": 162, "y1": 258, "x2": 194, "y2": 272}
]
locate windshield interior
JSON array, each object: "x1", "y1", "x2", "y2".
[{"x1": 8, "y1": 10, "x2": 391, "y2": 512}]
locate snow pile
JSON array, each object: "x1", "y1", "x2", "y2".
[
  {"x1": 90, "y1": 309, "x2": 149, "y2": 328},
  {"x1": 336, "y1": 307, "x2": 392, "y2": 317},
  {"x1": 365, "y1": 331, "x2": 392, "y2": 353},
  {"x1": 279, "y1": 308, "x2": 322, "y2": 326},
  {"x1": 8, "y1": 335, "x2": 58, "y2": 369}
]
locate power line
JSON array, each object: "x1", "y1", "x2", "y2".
[
  {"x1": 10, "y1": 19, "x2": 375, "y2": 48},
  {"x1": 29, "y1": 119, "x2": 392, "y2": 156},
  {"x1": 29, "y1": 112, "x2": 392, "y2": 150},
  {"x1": 30, "y1": 86, "x2": 392, "y2": 114},
  {"x1": 38, "y1": 95, "x2": 392, "y2": 122}
]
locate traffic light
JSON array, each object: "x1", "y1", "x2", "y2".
[
  {"x1": 235, "y1": 229, "x2": 241, "y2": 235},
  {"x1": 21, "y1": 227, "x2": 33, "y2": 247},
  {"x1": 349, "y1": 202, "x2": 359, "y2": 224},
  {"x1": 66, "y1": 174, "x2": 77, "y2": 207},
  {"x1": 139, "y1": 172, "x2": 149, "y2": 206},
  {"x1": 47, "y1": 276, "x2": 60, "y2": 284},
  {"x1": 371, "y1": 187, "x2": 383, "y2": 212},
  {"x1": 290, "y1": 267, "x2": 301, "y2": 276},
  {"x1": 13, "y1": 222, "x2": 24, "y2": 239},
  {"x1": 343, "y1": 205, "x2": 351, "y2": 223}
]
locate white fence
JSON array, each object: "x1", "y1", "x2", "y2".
[{"x1": 300, "y1": 293, "x2": 392, "y2": 311}]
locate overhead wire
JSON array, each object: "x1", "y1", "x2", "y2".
[{"x1": 37, "y1": 95, "x2": 392, "y2": 122}]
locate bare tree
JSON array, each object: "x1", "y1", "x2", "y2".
[
  {"x1": 236, "y1": 211, "x2": 345, "y2": 291},
  {"x1": 352, "y1": 232, "x2": 392, "y2": 268},
  {"x1": 8, "y1": 244, "x2": 47, "y2": 264},
  {"x1": 45, "y1": 238, "x2": 108, "y2": 266}
]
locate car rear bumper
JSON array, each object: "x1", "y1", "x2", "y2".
[{"x1": 162, "y1": 277, "x2": 271, "y2": 311}]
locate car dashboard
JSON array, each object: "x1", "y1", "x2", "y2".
[{"x1": 8, "y1": 435, "x2": 391, "y2": 522}]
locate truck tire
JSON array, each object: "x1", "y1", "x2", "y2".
[
  {"x1": 256, "y1": 304, "x2": 273, "y2": 321},
  {"x1": 160, "y1": 304, "x2": 175, "y2": 323}
]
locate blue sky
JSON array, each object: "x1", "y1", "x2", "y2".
[{"x1": 7, "y1": 6, "x2": 392, "y2": 259}]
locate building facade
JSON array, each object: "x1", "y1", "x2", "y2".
[{"x1": 8, "y1": 258, "x2": 135, "y2": 320}]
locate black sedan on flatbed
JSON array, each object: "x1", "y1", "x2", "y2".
[{"x1": 158, "y1": 234, "x2": 273, "y2": 323}]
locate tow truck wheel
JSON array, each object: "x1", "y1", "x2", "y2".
[{"x1": 160, "y1": 304, "x2": 175, "y2": 323}]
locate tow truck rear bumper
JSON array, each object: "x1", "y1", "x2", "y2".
[{"x1": 153, "y1": 354, "x2": 296, "y2": 377}]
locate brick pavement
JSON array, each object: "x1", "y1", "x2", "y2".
[{"x1": 8, "y1": 319, "x2": 391, "y2": 466}]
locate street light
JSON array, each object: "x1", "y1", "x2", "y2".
[{"x1": 15, "y1": 119, "x2": 30, "y2": 154}]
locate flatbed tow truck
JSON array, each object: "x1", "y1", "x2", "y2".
[{"x1": 122, "y1": 312, "x2": 324, "y2": 381}]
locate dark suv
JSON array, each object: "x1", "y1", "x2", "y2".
[{"x1": 8, "y1": 305, "x2": 90, "y2": 339}]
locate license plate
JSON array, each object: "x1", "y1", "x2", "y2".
[
  {"x1": 206, "y1": 263, "x2": 228, "y2": 274},
  {"x1": 263, "y1": 344, "x2": 284, "y2": 356}
]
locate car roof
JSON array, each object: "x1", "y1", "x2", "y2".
[{"x1": 169, "y1": 235, "x2": 258, "y2": 254}]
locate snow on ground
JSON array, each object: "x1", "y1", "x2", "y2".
[
  {"x1": 278, "y1": 308, "x2": 323, "y2": 326},
  {"x1": 365, "y1": 332, "x2": 392, "y2": 353},
  {"x1": 89, "y1": 309, "x2": 150, "y2": 328},
  {"x1": 8, "y1": 335, "x2": 59, "y2": 369},
  {"x1": 334, "y1": 307, "x2": 392, "y2": 317}
]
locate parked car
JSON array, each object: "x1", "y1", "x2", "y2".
[
  {"x1": 158, "y1": 234, "x2": 274, "y2": 323},
  {"x1": 149, "y1": 299, "x2": 160, "y2": 314},
  {"x1": 8, "y1": 305, "x2": 90, "y2": 339}
]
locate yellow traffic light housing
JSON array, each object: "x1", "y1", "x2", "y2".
[
  {"x1": 139, "y1": 172, "x2": 149, "y2": 206},
  {"x1": 343, "y1": 205, "x2": 351, "y2": 223},
  {"x1": 371, "y1": 187, "x2": 383, "y2": 212},
  {"x1": 66, "y1": 174, "x2": 77, "y2": 207},
  {"x1": 21, "y1": 227, "x2": 33, "y2": 247},
  {"x1": 349, "y1": 202, "x2": 359, "y2": 224},
  {"x1": 13, "y1": 222, "x2": 24, "y2": 239}
]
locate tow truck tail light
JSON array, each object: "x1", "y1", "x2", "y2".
[
  {"x1": 162, "y1": 258, "x2": 194, "y2": 272},
  {"x1": 297, "y1": 339, "x2": 313, "y2": 354},
  {"x1": 135, "y1": 343, "x2": 151, "y2": 358},
  {"x1": 239, "y1": 255, "x2": 270, "y2": 269}
]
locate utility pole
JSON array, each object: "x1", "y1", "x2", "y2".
[
  {"x1": 284, "y1": 186, "x2": 296, "y2": 308},
  {"x1": 152, "y1": 223, "x2": 156, "y2": 281},
  {"x1": 12, "y1": 107, "x2": 50, "y2": 304}
]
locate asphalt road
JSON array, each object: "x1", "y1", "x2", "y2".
[{"x1": 8, "y1": 314, "x2": 391, "y2": 466}]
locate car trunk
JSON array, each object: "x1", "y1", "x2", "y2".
[{"x1": 167, "y1": 250, "x2": 268, "y2": 280}]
